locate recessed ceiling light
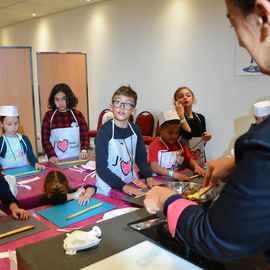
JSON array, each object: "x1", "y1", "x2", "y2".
[{"x1": 32, "y1": 13, "x2": 37, "y2": 17}]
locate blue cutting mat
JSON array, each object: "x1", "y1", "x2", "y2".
[
  {"x1": 4, "y1": 165, "x2": 47, "y2": 179},
  {"x1": 37, "y1": 198, "x2": 116, "y2": 228}
]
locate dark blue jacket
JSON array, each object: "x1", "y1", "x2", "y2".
[
  {"x1": 0, "y1": 174, "x2": 17, "y2": 208},
  {"x1": 166, "y1": 117, "x2": 270, "y2": 261}
]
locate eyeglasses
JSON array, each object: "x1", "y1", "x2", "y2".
[{"x1": 112, "y1": 99, "x2": 135, "y2": 110}]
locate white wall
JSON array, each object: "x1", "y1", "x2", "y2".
[{"x1": 1, "y1": 0, "x2": 270, "y2": 159}]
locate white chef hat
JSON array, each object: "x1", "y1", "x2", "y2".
[
  {"x1": 253, "y1": 100, "x2": 270, "y2": 117},
  {"x1": 0, "y1": 106, "x2": 19, "y2": 117},
  {"x1": 159, "y1": 109, "x2": 180, "y2": 126}
]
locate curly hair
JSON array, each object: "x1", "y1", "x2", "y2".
[
  {"x1": 48, "y1": 83, "x2": 78, "y2": 110},
  {"x1": 43, "y1": 171, "x2": 70, "y2": 198},
  {"x1": 111, "y1": 85, "x2": 138, "y2": 106}
]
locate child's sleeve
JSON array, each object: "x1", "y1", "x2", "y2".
[
  {"x1": 41, "y1": 112, "x2": 56, "y2": 158},
  {"x1": 23, "y1": 135, "x2": 38, "y2": 165},
  {"x1": 76, "y1": 110, "x2": 90, "y2": 151},
  {"x1": 40, "y1": 193, "x2": 67, "y2": 205},
  {"x1": 148, "y1": 140, "x2": 159, "y2": 163},
  {"x1": 133, "y1": 126, "x2": 152, "y2": 178},
  {"x1": 0, "y1": 174, "x2": 18, "y2": 207}
]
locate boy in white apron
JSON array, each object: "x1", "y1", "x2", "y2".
[
  {"x1": 41, "y1": 83, "x2": 89, "y2": 164},
  {"x1": 95, "y1": 86, "x2": 160, "y2": 196},
  {"x1": 149, "y1": 110, "x2": 205, "y2": 180},
  {"x1": 174, "y1": 86, "x2": 212, "y2": 164}
]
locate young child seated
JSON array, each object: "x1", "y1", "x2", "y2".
[
  {"x1": 0, "y1": 105, "x2": 44, "y2": 170},
  {"x1": 148, "y1": 110, "x2": 205, "y2": 181},
  {"x1": 95, "y1": 85, "x2": 160, "y2": 196},
  {"x1": 40, "y1": 171, "x2": 96, "y2": 206}
]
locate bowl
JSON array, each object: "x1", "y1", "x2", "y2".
[{"x1": 160, "y1": 182, "x2": 218, "y2": 204}]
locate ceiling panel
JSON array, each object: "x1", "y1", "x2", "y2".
[{"x1": 0, "y1": 0, "x2": 105, "y2": 28}]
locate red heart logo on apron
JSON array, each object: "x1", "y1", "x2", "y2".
[
  {"x1": 120, "y1": 160, "x2": 131, "y2": 175},
  {"x1": 57, "y1": 139, "x2": 69, "y2": 153}
]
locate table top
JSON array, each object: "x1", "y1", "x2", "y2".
[{"x1": 0, "y1": 194, "x2": 132, "y2": 270}]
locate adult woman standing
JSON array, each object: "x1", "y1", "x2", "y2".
[{"x1": 145, "y1": 0, "x2": 270, "y2": 264}]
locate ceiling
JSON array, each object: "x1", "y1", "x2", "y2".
[{"x1": 0, "y1": 0, "x2": 105, "y2": 28}]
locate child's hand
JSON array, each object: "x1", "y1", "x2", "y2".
[
  {"x1": 77, "y1": 187, "x2": 95, "y2": 205},
  {"x1": 175, "y1": 101, "x2": 185, "y2": 117},
  {"x1": 202, "y1": 132, "x2": 212, "y2": 142},
  {"x1": 123, "y1": 185, "x2": 143, "y2": 196},
  {"x1": 35, "y1": 163, "x2": 45, "y2": 171},
  {"x1": 79, "y1": 151, "x2": 89, "y2": 160},
  {"x1": 12, "y1": 208, "x2": 30, "y2": 220},
  {"x1": 173, "y1": 172, "x2": 190, "y2": 181},
  {"x1": 49, "y1": 156, "x2": 58, "y2": 164},
  {"x1": 194, "y1": 166, "x2": 205, "y2": 176},
  {"x1": 146, "y1": 177, "x2": 161, "y2": 188}
]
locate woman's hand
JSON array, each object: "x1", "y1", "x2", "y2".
[
  {"x1": 144, "y1": 186, "x2": 176, "y2": 214},
  {"x1": 203, "y1": 157, "x2": 235, "y2": 187}
]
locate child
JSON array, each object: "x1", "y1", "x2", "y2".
[
  {"x1": 40, "y1": 170, "x2": 96, "y2": 206},
  {"x1": 0, "y1": 105, "x2": 44, "y2": 170},
  {"x1": 95, "y1": 85, "x2": 160, "y2": 196},
  {"x1": 0, "y1": 173, "x2": 29, "y2": 219},
  {"x1": 149, "y1": 110, "x2": 205, "y2": 181},
  {"x1": 253, "y1": 100, "x2": 270, "y2": 125},
  {"x1": 174, "y1": 86, "x2": 212, "y2": 164},
  {"x1": 41, "y1": 83, "x2": 89, "y2": 164}
]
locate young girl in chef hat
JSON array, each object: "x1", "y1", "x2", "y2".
[{"x1": 0, "y1": 105, "x2": 44, "y2": 170}]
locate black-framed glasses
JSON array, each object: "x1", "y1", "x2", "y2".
[{"x1": 112, "y1": 99, "x2": 135, "y2": 110}]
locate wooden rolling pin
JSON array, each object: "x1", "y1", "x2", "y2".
[
  {"x1": 66, "y1": 202, "x2": 103, "y2": 220},
  {"x1": 0, "y1": 225, "x2": 35, "y2": 239}
]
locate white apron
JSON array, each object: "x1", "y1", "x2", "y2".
[
  {"x1": 158, "y1": 139, "x2": 184, "y2": 171},
  {"x1": 181, "y1": 113, "x2": 206, "y2": 164},
  {"x1": 96, "y1": 120, "x2": 137, "y2": 195},
  {"x1": 49, "y1": 109, "x2": 80, "y2": 160},
  {"x1": 181, "y1": 136, "x2": 205, "y2": 164},
  {"x1": 0, "y1": 134, "x2": 28, "y2": 169}
]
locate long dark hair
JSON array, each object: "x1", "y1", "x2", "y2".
[
  {"x1": 48, "y1": 83, "x2": 78, "y2": 110},
  {"x1": 44, "y1": 171, "x2": 69, "y2": 198}
]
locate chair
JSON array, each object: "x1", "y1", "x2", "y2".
[
  {"x1": 155, "y1": 120, "x2": 161, "y2": 137},
  {"x1": 88, "y1": 109, "x2": 110, "y2": 138},
  {"x1": 135, "y1": 111, "x2": 155, "y2": 145}
]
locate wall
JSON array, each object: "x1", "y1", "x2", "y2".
[{"x1": 1, "y1": 0, "x2": 270, "y2": 159}]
